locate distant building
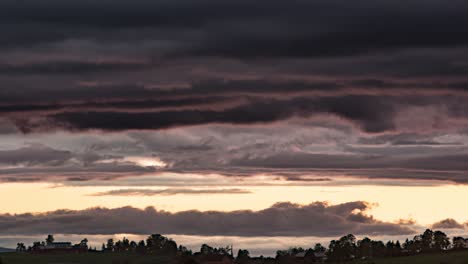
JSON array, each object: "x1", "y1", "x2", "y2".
[
  {"x1": 44, "y1": 242, "x2": 72, "y2": 249},
  {"x1": 31, "y1": 236, "x2": 88, "y2": 254}
]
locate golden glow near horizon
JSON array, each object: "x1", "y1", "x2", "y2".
[
  {"x1": 0, "y1": 175, "x2": 466, "y2": 226},
  {"x1": 123, "y1": 156, "x2": 168, "y2": 168}
]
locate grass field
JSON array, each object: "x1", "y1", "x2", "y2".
[
  {"x1": 355, "y1": 250, "x2": 468, "y2": 264},
  {"x1": 0, "y1": 252, "x2": 177, "y2": 264},
  {"x1": 0, "y1": 250, "x2": 467, "y2": 264}
]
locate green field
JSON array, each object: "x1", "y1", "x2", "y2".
[
  {"x1": 354, "y1": 250, "x2": 468, "y2": 264},
  {"x1": 1, "y1": 251, "x2": 467, "y2": 264},
  {"x1": 0, "y1": 252, "x2": 177, "y2": 264}
]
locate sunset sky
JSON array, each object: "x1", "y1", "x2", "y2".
[{"x1": 0, "y1": 0, "x2": 468, "y2": 256}]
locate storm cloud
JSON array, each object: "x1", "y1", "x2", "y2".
[
  {"x1": 1, "y1": 0, "x2": 468, "y2": 57},
  {"x1": 0, "y1": 201, "x2": 416, "y2": 237},
  {"x1": 0, "y1": 0, "x2": 468, "y2": 135},
  {"x1": 0, "y1": 0, "x2": 468, "y2": 185}
]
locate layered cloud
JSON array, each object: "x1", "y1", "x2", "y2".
[
  {"x1": 1, "y1": 124, "x2": 468, "y2": 184},
  {"x1": 1, "y1": 0, "x2": 468, "y2": 57},
  {"x1": 432, "y1": 219, "x2": 468, "y2": 229},
  {"x1": 89, "y1": 188, "x2": 251, "y2": 196},
  {"x1": 0, "y1": 0, "x2": 468, "y2": 135},
  {"x1": 0, "y1": 0, "x2": 468, "y2": 186},
  {"x1": 0, "y1": 201, "x2": 415, "y2": 237}
]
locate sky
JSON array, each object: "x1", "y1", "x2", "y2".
[{"x1": 0, "y1": 0, "x2": 468, "y2": 255}]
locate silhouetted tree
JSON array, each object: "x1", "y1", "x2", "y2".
[
  {"x1": 453, "y1": 237, "x2": 467, "y2": 250},
  {"x1": 201, "y1": 244, "x2": 215, "y2": 255},
  {"x1": 371, "y1": 240, "x2": 386, "y2": 257},
  {"x1": 146, "y1": 234, "x2": 178, "y2": 255},
  {"x1": 313, "y1": 243, "x2": 326, "y2": 254},
  {"x1": 106, "y1": 239, "x2": 115, "y2": 251},
  {"x1": 357, "y1": 237, "x2": 372, "y2": 258},
  {"x1": 200, "y1": 244, "x2": 232, "y2": 256},
  {"x1": 395, "y1": 241, "x2": 401, "y2": 250},
  {"x1": 16, "y1": 243, "x2": 26, "y2": 252},
  {"x1": 137, "y1": 240, "x2": 146, "y2": 254},
  {"x1": 122, "y1": 237, "x2": 130, "y2": 251},
  {"x1": 80, "y1": 238, "x2": 88, "y2": 248},
  {"x1": 275, "y1": 247, "x2": 305, "y2": 259},
  {"x1": 32, "y1": 241, "x2": 42, "y2": 251},
  {"x1": 421, "y1": 229, "x2": 434, "y2": 252},
  {"x1": 130, "y1": 241, "x2": 137, "y2": 252},
  {"x1": 46, "y1": 234, "x2": 55, "y2": 245},
  {"x1": 236, "y1": 249, "x2": 250, "y2": 264},
  {"x1": 433, "y1": 231, "x2": 450, "y2": 251},
  {"x1": 391, "y1": 240, "x2": 402, "y2": 257},
  {"x1": 179, "y1": 245, "x2": 192, "y2": 256},
  {"x1": 114, "y1": 240, "x2": 123, "y2": 252},
  {"x1": 327, "y1": 234, "x2": 356, "y2": 262}
]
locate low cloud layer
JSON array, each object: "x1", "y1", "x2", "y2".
[
  {"x1": 89, "y1": 188, "x2": 251, "y2": 196},
  {"x1": 0, "y1": 201, "x2": 415, "y2": 237},
  {"x1": 432, "y1": 219, "x2": 468, "y2": 229},
  {"x1": 1, "y1": 124, "x2": 468, "y2": 184}
]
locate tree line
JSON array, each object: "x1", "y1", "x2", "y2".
[
  {"x1": 275, "y1": 229, "x2": 467, "y2": 263},
  {"x1": 14, "y1": 229, "x2": 468, "y2": 263}
]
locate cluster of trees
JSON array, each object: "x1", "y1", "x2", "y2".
[
  {"x1": 326, "y1": 229, "x2": 465, "y2": 262},
  {"x1": 101, "y1": 234, "x2": 190, "y2": 256},
  {"x1": 272, "y1": 230, "x2": 467, "y2": 263},
  {"x1": 199, "y1": 244, "x2": 233, "y2": 256},
  {"x1": 276, "y1": 243, "x2": 326, "y2": 259}
]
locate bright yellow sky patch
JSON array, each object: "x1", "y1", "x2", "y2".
[{"x1": 0, "y1": 178, "x2": 466, "y2": 226}]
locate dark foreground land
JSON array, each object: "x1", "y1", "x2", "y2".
[
  {"x1": 0, "y1": 252, "x2": 177, "y2": 264},
  {"x1": 1, "y1": 251, "x2": 467, "y2": 264}
]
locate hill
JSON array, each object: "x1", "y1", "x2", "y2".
[{"x1": 0, "y1": 248, "x2": 14, "y2": 253}]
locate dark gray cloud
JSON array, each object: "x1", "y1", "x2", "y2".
[
  {"x1": 431, "y1": 219, "x2": 467, "y2": 229},
  {"x1": 2, "y1": 78, "x2": 468, "y2": 134},
  {"x1": 230, "y1": 152, "x2": 468, "y2": 172},
  {"x1": 1, "y1": 0, "x2": 468, "y2": 58},
  {"x1": 0, "y1": 201, "x2": 416, "y2": 237},
  {"x1": 0, "y1": 0, "x2": 468, "y2": 186},
  {"x1": 0, "y1": 60, "x2": 150, "y2": 75},
  {"x1": 89, "y1": 188, "x2": 251, "y2": 196},
  {"x1": 26, "y1": 96, "x2": 393, "y2": 133},
  {"x1": 0, "y1": 144, "x2": 72, "y2": 166},
  {"x1": 2, "y1": 122, "x2": 468, "y2": 184},
  {"x1": 0, "y1": 144, "x2": 159, "y2": 182}
]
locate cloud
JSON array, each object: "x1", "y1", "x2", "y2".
[
  {"x1": 3, "y1": 80, "x2": 468, "y2": 135},
  {"x1": 1, "y1": 0, "x2": 468, "y2": 58},
  {"x1": 1, "y1": 122, "x2": 468, "y2": 184},
  {"x1": 89, "y1": 188, "x2": 251, "y2": 196},
  {"x1": 1, "y1": 0, "x2": 468, "y2": 185},
  {"x1": 0, "y1": 1, "x2": 468, "y2": 136},
  {"x1": 431, "y1": 219, "x2": 466, "y2": 229},
  {"x1": 0, "y1": 144, "x2": 72, "y2": 166},
  {"x1": 0, "y1": 144, "x2": 160, "y2": 182},
  {"x1": 0, "y1": 201, "x2": 415, "y2": 237},
  {"x1": 0, "y1": 60, "x2": 150, "y2": 75}
]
